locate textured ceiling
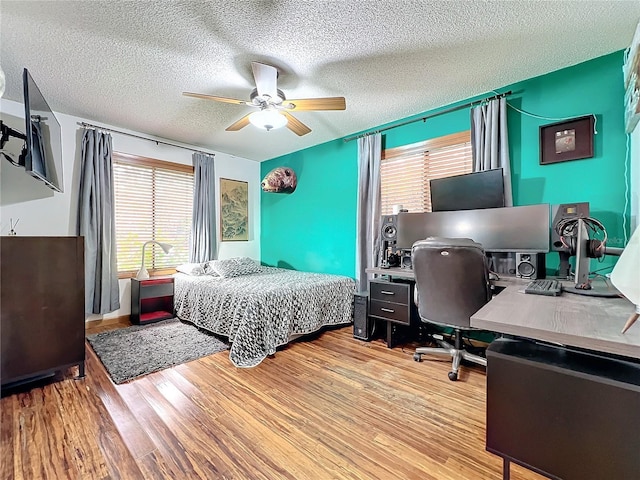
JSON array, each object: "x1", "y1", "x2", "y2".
[{"x1": 1, "y1": 1, "x2": 639, "y2": 162}]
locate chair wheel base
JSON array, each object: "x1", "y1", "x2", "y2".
[
  {"x1": 413, "y1": 353, "x2": 422, "y2": 362},
  {"x1": 448, "y1": 371, "x2": 458, "y2": 381}
]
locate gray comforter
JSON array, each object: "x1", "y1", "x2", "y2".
[{"x1": 174, "y1": 267, "x2": 355, "y2": 367}]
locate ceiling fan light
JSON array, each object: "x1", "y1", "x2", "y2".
[{"x1": 249, "y1": 109, "x2": 287, "y2": 131}]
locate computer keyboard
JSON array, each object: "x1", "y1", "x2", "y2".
[{"x1": 525, "y1": 279, "x2": 563, "y2": 296}]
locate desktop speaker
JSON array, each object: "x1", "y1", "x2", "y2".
[
  {"x1": 401, "y1": 250, "x2": 412, "y2": 269},
  {"x1": 515, "y1": 253, "x2": 546, "y2": 280},
  {"x1": 379, "y1": 215, "x2": 400, "y2": 268},
  {"x1": 380, "y1": 215, "x2": 398, "y2": 245},
  {"x1": 353, "y1": 292, "x2": 373, "y2": 341}
]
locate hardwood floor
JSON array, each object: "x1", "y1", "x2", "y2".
[{"x1": 1, "y1": 325, "x2": 545, "y2": 480}]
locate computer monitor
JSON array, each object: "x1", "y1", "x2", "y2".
[
  {"x1": 396, "y1": 204, "x2": 550, "y2": 252},
  {"x1": 430, "y1": 168, "x2": 505, "y2": 212}
]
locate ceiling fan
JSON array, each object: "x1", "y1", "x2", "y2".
[{"x1": 183, "y1": 62, "x2": 346, "y2": 136}]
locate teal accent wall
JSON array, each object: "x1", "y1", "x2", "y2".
[
  {"x1": 508, "y1": 53, "x2": 628, "y2": 249},
  {"x1": 261, "y1": 51, "x2": 628, "y2": 278},
  {"x1": 260, "y1": 139, "x2": 359, "y2": 276}
]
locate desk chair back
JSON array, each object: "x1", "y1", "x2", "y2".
[{"x1": 412, "y1": 237, "x2": 492, "y2": 329}]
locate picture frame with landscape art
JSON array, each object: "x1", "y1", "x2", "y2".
[
  {"x1": 220, "y1": 178, "x2": 248, "y2": 241},
  {"x1": 539, "y1": 115, "x2": 595, "y2": 165}
]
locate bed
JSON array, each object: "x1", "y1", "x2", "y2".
[{"x1": 173, "y1": 260, "x2": 355, "y2": 368}]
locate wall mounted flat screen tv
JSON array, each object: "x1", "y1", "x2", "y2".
[
  {"x1": 23, "y1": 68, "x2": 63, "y2": 192},
  {"x1": 430, "y1": 168, "x2": 504, "y2": 212}
]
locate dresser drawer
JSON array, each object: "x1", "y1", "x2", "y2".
[
  {"x1": 369, "y1": 281, "x2": 410, "y2": 305},
  {"x1": 369, "y1": 299, "x2": 410, "y2": 325}
]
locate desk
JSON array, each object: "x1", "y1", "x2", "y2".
[
  {"x1": 366, "y1": 267, "x2": 520, "y2": 347},
  {"x1": 367, "y1": 266, "x2": 517, "y2": 288},
  {"x1": 472, "y1": 283, "x2": 640, "y2": 359},
  {"x1": 471, "y1": 284, "x2": 640, "y2": 480},
  {"x1": 366, "y1": 266, "x2": 415, "y2": 280}
]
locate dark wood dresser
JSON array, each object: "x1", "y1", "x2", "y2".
[{"x1": 1, "y1": 236, "x2": 85, "y2": 388}]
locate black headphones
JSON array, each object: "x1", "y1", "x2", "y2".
[{"x1": 555, "y1": 217, "x2": 607, "y2": 259}]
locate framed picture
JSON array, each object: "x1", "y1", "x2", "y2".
[
  {"x1": 220, "y1": 178, "x2": 248, "y2": 241},
  {"x1": 539, "y1": 115, "x2": 595, "y2": 165}
]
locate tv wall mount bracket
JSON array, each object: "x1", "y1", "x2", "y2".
[{"x1": 0, "y1": 120, "x2": 28, "y2": 166}]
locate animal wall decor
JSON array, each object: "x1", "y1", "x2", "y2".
[{"x1": 261, "y1": 167, "x2": 297, "y2": 193}]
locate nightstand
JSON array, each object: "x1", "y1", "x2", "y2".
[{"x1": 130, "y1": 277, "x2": 175, "y2": 325}]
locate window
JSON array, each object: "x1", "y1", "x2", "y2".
[
  {"x1": 380, "y1": 131, "x2": 473, "y2": 214},
  {"x1": 113, "y1": 152, "x2": 194, "y2": 278}
]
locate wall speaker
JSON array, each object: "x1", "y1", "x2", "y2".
[
  {"x1": 515, "y1": 253, "x2": 546, "y2": 280},
  {"x1": 353, "y1": 292, "x2": 373, "y2": 341}
]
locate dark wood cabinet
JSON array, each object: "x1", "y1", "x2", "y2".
[
  {"x1": 487, "y1": 339, "x2": 640, "y2": 480},
  {"x1": 1, "y1": 236, "x2": 85, "y2": 388},
  {"x1": 130, "y1": 277, "x2": 174, "y2": 325}
]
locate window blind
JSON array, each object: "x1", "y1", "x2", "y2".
[
  {"x1": 113, "y1": 152, "x2": 194, "y2": 277},
  {"x1": 381, "y1": 131, "x2": 472, "y2": 214}
]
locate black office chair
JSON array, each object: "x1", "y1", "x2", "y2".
[{"x1": 411, "y1": 237, "x2": 492, "y2": 381}]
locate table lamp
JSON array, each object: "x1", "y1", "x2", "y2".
[
  {"x1": 610, "y1": 225, "x2": 640, "y2": 333},
  {"x1": 136, "y1": 240, "x2": 173, "y2": 280}
]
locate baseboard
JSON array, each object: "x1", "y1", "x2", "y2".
[{"x1": 85, "y1": 315, "x2": 130, "y2": 329}]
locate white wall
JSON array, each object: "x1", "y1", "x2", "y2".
[{"x1": 1, "y1": 98, "x2": 261, "y2": 321}]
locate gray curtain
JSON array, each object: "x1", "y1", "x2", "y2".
[
  {"x1": 356, "y1": 134, "x2": 382, "y2": 291},
  {"x1": 471, "y1": 97, "x2": 513, "y2": 206},
  {"x1": 78, "y1": 128, "x2": 120, "y2": 314},
  {"x1": 190, "y1": 152, "x2": 216, "y2": 262}
]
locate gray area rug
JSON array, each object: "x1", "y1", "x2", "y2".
[{"x1": 87, "y1": 318, "x2": 228, "y2": 384}]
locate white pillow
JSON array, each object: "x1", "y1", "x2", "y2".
[
  {"x1": 175, "y1": 263, "x2": 207, "y2": 276},
  {"x1": 206, "y1": 257, "x2": 263, "y2": 278}
]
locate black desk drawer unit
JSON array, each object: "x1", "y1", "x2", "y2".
[{"x1": 369, "y1": 280, "x2": 411, "y2": 325}]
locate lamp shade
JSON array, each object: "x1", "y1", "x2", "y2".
[
  {"x1": 155, "y1": 241, "x2": 174, "y2": 255},
  {"x1": 611, "y1": 225, "x2": 640, "y2": 333},
  {"x1": 611, "y1": 225, "x2": 640, "y2": 305},
  {"x1": 135, "y1": 240, "x2": 174, "y2": 280},
  {"x1": 249, "y1": 109, "x2": 287, "y2": 131}
]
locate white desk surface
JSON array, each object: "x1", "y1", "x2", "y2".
[{"x1": 472, "y1": 283, "x2": 640, "y2": 360}]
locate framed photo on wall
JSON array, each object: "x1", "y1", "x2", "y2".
[
  {"x1": 220, "y1": 178, "x2": 248, "y2": 241},
  {"x1": 539, "y1": 115, "x2": 595, "y2": 165}
]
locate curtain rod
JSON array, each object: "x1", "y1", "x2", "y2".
[
  {"x1": 343, "y1": 90, "x2": 512, "y2": 143},
  {"x1": 78, "y1": 122, "x2": 215, "y2": 156}
]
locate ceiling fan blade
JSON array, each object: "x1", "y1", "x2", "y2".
[
  {"x1": 251, "y1": 62, "x2": 278, "y2": 99},
  {"x1": 283, "y1": 97, "x2": 346, "y2": 111},
  {"x1": 282, "y1": 111, "x2": 311, "y2": 136},
  {"x1": 183, "y1": 92, "x2": 249, "y2": 105},
  {"x1": 225, "y1": 114, "x2": 252, "y2": 131}
]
